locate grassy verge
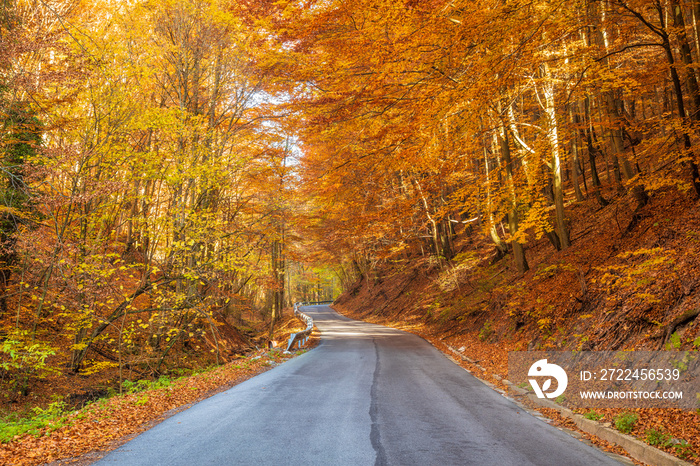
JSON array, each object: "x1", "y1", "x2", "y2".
[{"x1": 0, "y1": 349, "x2": 298, "y2": 465}]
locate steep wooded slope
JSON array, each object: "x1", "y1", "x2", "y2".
[{"x1": 336, "y1": 187, "x2": 700, "y2": 357}]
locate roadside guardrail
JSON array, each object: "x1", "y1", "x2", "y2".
[
  {"x1": 284, "y1": 301, "x2": 335, "y2": 352},
  {"x1": 285, "y1": 303, "x2": 314, "y2": 352}
]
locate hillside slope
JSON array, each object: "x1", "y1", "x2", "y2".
[
  {"x1": 334, "y1": 188, "x2": 700, "y2": 463},
  {"x1": 336, "y1": 189, "x2": 700, "y2": 354}
]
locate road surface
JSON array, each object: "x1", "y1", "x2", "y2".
[{"x1": 96, "y1": 305, "x2": 623, "y2": 465}]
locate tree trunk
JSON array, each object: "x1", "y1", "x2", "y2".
[
  {"x1": 568, "y1": 105, "x2": 585, "y2": 202},
  {"x1": 542, "y1": 63, "x2": 570, "y2": 249},
  {"x1": 499, "y1": 125, "x2": 529, "y2": 274},
  {"x1": 656, "y1": 4, "x2": 700, "y2": 196},
  {"x1": 483, "y1": 145, "x2": 508, "y2": 259},
  {"x1": 604, "y1": 91, "x2": 649, "y2": 208},
  {"x1": 582, "y1": 97, "x2": 608, "y2": 206},
  {"x1": 672, "y1": 0, "x2": 700, "y2": 119}
]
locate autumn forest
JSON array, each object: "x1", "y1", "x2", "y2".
[{"x1": 2, "y1": 0, "x2": 700, "y2": 454}]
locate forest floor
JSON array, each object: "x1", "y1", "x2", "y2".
[
  {"x1": 0, "y1": 315, "x2": 318, "y2": 465},
  {"x1": 333, "y1": 187, "x2": 700, "y2": 465}
]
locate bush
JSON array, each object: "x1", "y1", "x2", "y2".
[
  {"x1": 614, "y1": 412, "x2": 638, "y2": 434},
  {"x1": 645, "y1": 428, "x2": 672, "y2": 447},
  {"x1": 478, "y1": 320, "x2": 493, "y2": 341},
  {"x1": 1, "y1": 333, "x2": 56, "y2": 398},
  {"x1": 583, "y1": 410, "x2": 604, "y2": 421},
  {"x1": 673, "y1": 440, "x2": 696, "y2": 459}
]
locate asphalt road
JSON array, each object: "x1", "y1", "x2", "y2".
[{"x1": 95, "y1": 305, "x2": 623, "y2": 465}]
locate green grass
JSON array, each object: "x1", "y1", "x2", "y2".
[
  {"x1": 121, "y1": 375, "x2": 174, "y2": 394},
  {"x1": 583, "y1": 410, "x2": 604, "y2": 421},
  {"x1": 0, "y1": 354, "x2": 277, "y2": 446},
  {"x1": 0, "y1": 401, "x2": 70, "y2": 443}
]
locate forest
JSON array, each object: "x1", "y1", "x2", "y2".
[
  {"x1": 0, "y1": 0, "x2": 342, "y2": 402},
  {"x1": 2, "y1": 0, "x2": 700, "y2": 461}
]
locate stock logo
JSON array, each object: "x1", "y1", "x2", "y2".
[{"x1": 528, "y1": 359, "x2": 568, "y2": 399}]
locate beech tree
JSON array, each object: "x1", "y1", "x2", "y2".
[
  {"x1": 266, "y1": 0, "x2": 700, "y2": 280},
  {"x1": 0, "y1": 0, "x2": 303, "y2": 385},
  {"x1": 5, "y1": 0, "x2": 700, "y2": 390}
]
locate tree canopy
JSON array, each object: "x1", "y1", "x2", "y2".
[{"x1": 2, "y1": 0, "x2": 700, "y2": 395}]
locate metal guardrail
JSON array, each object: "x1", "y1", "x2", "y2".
[
  {"x1": 284, "y1": 301, "x2": 335, "y2": 352},
  {"x1": 285, "y1": 303, "x2": 314, "y2": 352}
]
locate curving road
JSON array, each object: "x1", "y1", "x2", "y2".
[{"x1": 95, "y1": 305, "x2": 623, "y2": 465}]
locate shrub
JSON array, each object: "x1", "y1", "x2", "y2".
[
  {"x1": 478, "y1": 320, "x2": 493, "y2": 341},
  {"x1": 614, "y1": 412, "x2": 638, "y2": 434},
  {"x1": 673, "y1": 440, "x2": 696, "y2": 459},
  {"x1": 645, "y1": 428, "x2": 672, "y2": 447},
  {"x1": 1, "y1": 333, "x2": 56, "y2": 398},
  {"x1": 583, "y1": 410, "x2": 604, "y2": 421}
]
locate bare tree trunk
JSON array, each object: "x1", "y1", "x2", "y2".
[{"x1": 693, "y1": 1, "x2": 700, "y2": 68}]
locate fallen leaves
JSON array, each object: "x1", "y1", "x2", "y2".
[{"x1": 0, "y1": 350, "x2": 296, "y2": 466}]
